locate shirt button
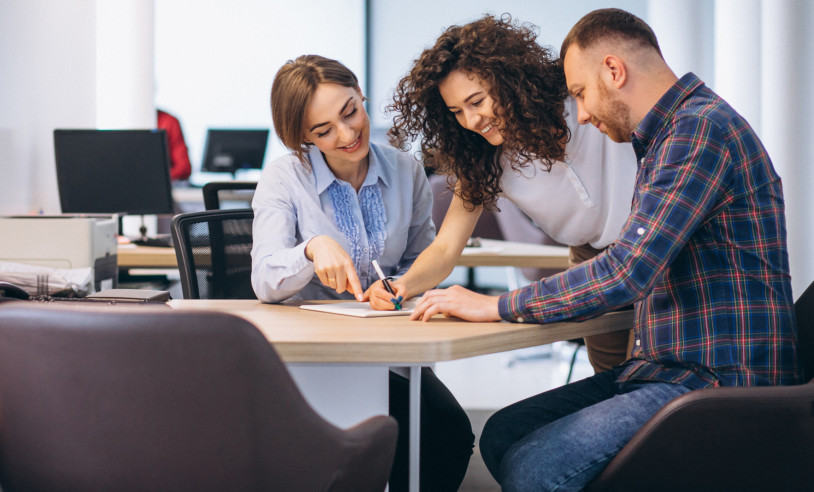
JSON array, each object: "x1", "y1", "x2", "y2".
[
  {"x1": 640, "y1": 158, "x2": 645, "y2": 165},
  {"x1": 517, "y1": 317, "x2": 524, "y2": 323},
  {"x1": 637, "y1": 227, "x2": 645, "y2": 235},
  {"x1": 363, "y1": 248, "x2": 368, "y2": 252},
  {"x1": 635, "y1": 339, "x2": 641, "y2": 346}
]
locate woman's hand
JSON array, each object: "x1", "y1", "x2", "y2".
[
  {"x1": 364, "y1": 279, "x2": 407, "y2": 311},
  {"x1": 305, "y1": 236, "x2": 363, "y2": 300}
]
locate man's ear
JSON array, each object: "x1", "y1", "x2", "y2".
[{"x1": 602, "y1": 54, "x2": 627, "y2": 89}]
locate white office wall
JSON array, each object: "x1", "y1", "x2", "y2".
[
  {"x1": 96, "y1": 0, "x2": 156, "y2": 129},
  {"x1": 758, "y1": 0, "x2": 814, "y2": 299},
  {"x1": 153, "y1": 0, "x2": 366, "y2": 174},
  {"x1": 713, "y1": 0, "x2": 761, "y2": 130},
  {"x1": 0, "y1": 0, "x2": 97, "y2": 215},
  {"x1": 647, "y1": 0, "x2": 715, "y2": 87}
]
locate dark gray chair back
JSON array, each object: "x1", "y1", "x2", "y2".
[
  {"x1": 0, "y1": 303, "x2": 398, "y2": 492},
  {"x1": 586, "y1": 280, "x2": 814, "y2": 492},
  {"x1": 202, "y1": 181, "x2": 257, "y2": 210}
]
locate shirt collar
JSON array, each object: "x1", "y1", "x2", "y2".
[
  {"x1": 310, "y1": 142, "x2": 387, "y2": 194},
  {"x1": 631, "y1": 72, "x2": 705, "y2": 155}
]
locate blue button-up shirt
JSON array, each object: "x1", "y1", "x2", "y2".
[
  {"x1": 499, "y1": 73, "x2": 800, "y2": 389},
  {"x1": 251, "y1": 142, "x2": 435, "y2": 303}
]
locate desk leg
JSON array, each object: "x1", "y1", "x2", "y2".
[{"x1": 409, "y1": 365, "x2": 421, "y2": 492}]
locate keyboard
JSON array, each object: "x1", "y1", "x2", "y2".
[{"x1": 131, "y1": 235, "x2": 174, "y2": 248}]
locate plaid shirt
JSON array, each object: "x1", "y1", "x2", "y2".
[{"x1": 499, "y1": 73, "x2": 800, "y2": 389}]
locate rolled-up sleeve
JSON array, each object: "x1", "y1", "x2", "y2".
[{"x1": 499, "y1": 115, "x2": 730, "y2": 324}]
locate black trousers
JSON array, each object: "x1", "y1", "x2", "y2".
[{"x1": 388, "y1": 367, "x2": 474, "y2": 492}]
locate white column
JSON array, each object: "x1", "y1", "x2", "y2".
[
  {"x1": 96, "y1": 0, "x2": 155, "y2": 129},
  {"x1": 761, "y1": 0, "x2": 814, "y2": 298},
  {"x1": 714, "y1": 0, "x2": 762, "y2": 131},
  {"x1": 0, "y1": 0, "x2": 97, "y2": 214}
]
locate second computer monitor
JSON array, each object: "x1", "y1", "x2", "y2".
[{"x1": 201, "y1": 129, "x2": 270, "y2": 176}]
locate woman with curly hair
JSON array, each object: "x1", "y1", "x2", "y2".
[{"x1": 366, "y1": 14, "x2": 638, "y2": 373}]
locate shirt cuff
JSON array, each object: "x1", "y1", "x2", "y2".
[
  {"x1": 498, "y1": 285, "x2": 535, "y2": 323},
  {"x1": 290, "y1": 240, "x2": 313, "y2": 271}
]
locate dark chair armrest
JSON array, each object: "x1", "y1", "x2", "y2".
[
  {"x1": 329, "y1": 415, "x2": 399, "y2": 492},
  {"x1": 587, "y1": 382, "x2": 814, "y2": 492}
]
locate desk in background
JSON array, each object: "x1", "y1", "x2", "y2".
[
  {"x1": 172, "y1": 185, "x2": 255, "y2": 212},
  {"x1": 118, "y1": 244, "x2": 179, "y2": 268},
  {"x1": 118, "y1": 238, "x2": 571, "y2": 270},
  {"x1": 169, "y1": 299, "x2": 632, "y2": 492}
]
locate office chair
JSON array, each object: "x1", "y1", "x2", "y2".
[
  {"x1": 0, "y1": 302, "x2": 398, "y2": 492},
  {"x1": 585, "y1": 279, "x2": 814, "y2": 492},
  {"x1": 171, "y1": 208, "x2": 256, "y2": 299},
  {"x1": 202, "y1": 180, "x2": 257, "y2": 210},
  {"x1": 565, "y1": 338, "x2": 586, "y2": 384}
]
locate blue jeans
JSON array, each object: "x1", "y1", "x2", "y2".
[{"x1": 480, "y1": 367, "x2": 692, "y2": 491}]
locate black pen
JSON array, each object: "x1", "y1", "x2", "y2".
[{"x1": 372, "y1": 260, "x2": 401, "y2": 310}]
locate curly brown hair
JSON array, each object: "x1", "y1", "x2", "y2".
[{"x1": 387, "y1": 14, "x2": 569, "y2": 209}]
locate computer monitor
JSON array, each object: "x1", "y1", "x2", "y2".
[
  {"x1": 200, "y1": 129, "x2": 270, "y2": 176},
  {"x1": 53, "y1": 129, "x2": 175, "y2": 219}
]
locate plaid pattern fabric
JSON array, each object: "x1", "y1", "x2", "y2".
[{"x1": 499, "y1": 73, "x2": 800, "y2": 389}]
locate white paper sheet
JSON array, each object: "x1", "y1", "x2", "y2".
[{"x1": 300, "y1": 299, "x2": 419, "y2": 318}]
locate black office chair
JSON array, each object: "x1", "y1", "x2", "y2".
[
  {"x1": 565, "y1": 338, "x2": 586, "y2": 384},
  {"x1": 171, "y1": 209, "x2": 256, "y2": 299},
  {"x1": 0, "y1": 302, "x2": 398, "y2": 492},
  {"x1": 585, "y1": 279, "x2": 814, "y2": 492},
  {"x1": 202, "y1": 181, "x2": 257, "y2": 210}
]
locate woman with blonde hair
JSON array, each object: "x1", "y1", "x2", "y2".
[{"x1": 251, "y1": 54, "x2": 473, "y2": 491}]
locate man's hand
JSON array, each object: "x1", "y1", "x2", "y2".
[
  {"x1": 305, "y1": 236, "x2": 363, "y2": 300},
  {"x1": 409, "y1": 285, "x2": 501, "y2": 322}
]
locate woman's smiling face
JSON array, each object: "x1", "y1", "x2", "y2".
[
  {"x1": 438, "y1": 69, "x2": 505, "y2": 146},
  {"x1": 304, "y1": 82, "x2": 370, "y2": 167}
]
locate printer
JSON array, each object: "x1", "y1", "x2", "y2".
[{"x1": 0, "y1": 215, "x2": 118, "y2": 292}]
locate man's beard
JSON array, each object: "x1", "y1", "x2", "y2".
[{"x1": 595, "y1": 79, "x2": 632, "y2": 143}]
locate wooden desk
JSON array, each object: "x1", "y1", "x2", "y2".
[
  {"x1": 456, "y1": 239, "x2": 570, "y2": 269},
  {"x1": 168, "y1": 299, "x2": 625, "y2": 363},
  {"x1": 117, "y1": 244, "x2": 179, "y2": 268},
  {"x1": 169, "y1": 299, "x2": 632, "y2": 491},
  {"x1": 118, "y1": 238, "x2": 570, "y2": 270}
]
